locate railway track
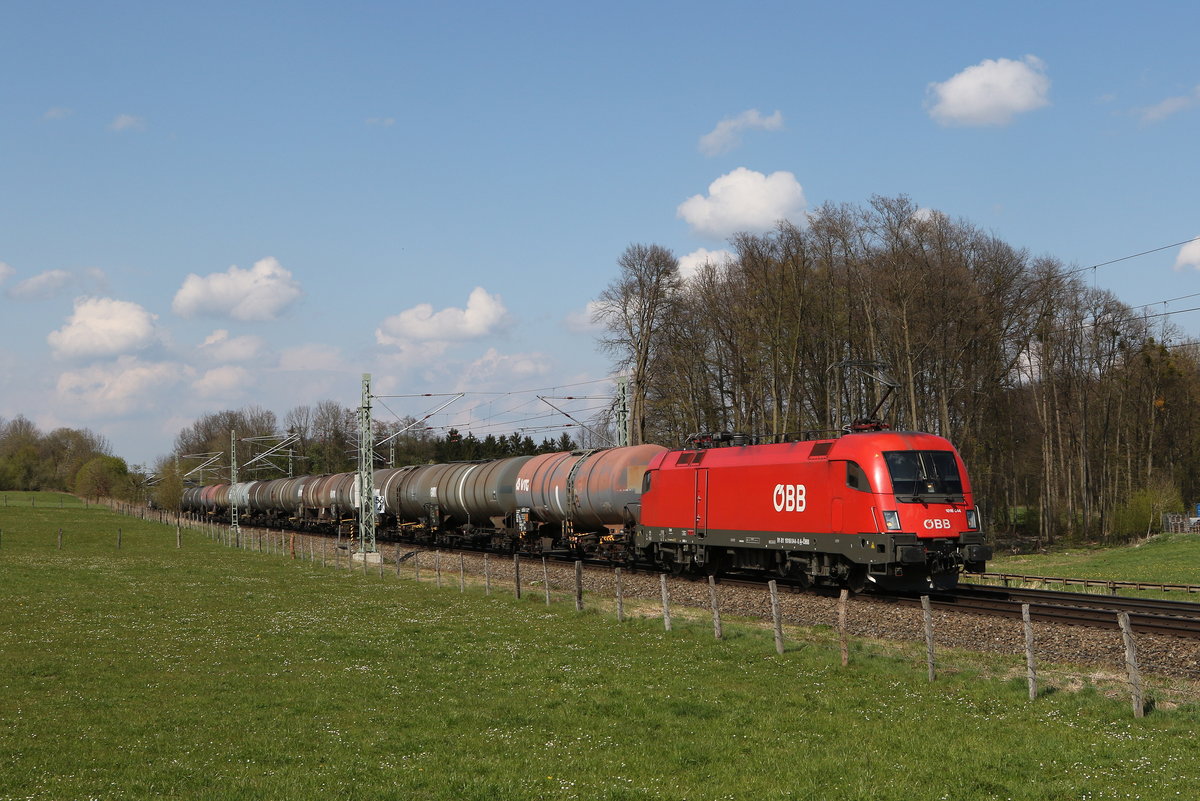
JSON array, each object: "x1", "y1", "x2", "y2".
[
  {"x1": 619, "y1": 559, "x2": 1200, "y2": 639},
  {"x1": 874, "y1": 582, "x2": 1200, "y2": 639},
  {"x1": 189, "y1": 513, "x2": 1200, "y2": 640}
]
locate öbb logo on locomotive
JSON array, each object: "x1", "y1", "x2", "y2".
[
  {"x1": 182, "y1": 426, "x2": 993, "y2": 591},
  {"x1": 772, "y1": 483, "x2": 807, "y2": 513}
]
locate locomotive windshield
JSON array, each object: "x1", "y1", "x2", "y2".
[{"x1": 884, "y1": 450, "x2": 963, "y2": 501}]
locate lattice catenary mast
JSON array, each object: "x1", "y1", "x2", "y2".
[
  {"x1": 357, "y1": 373, "x2": 377, "y2": 556},
  {"x1": 229, "y1": 429, "x2": 240, "y2": 545}
]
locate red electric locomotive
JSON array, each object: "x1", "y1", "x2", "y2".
[
  {"x1": 181, "y1": 421, "x2": 992, "y2": 591},
  {"x1": 635, "y1": 427, "x2": 991, "y2": 590}
]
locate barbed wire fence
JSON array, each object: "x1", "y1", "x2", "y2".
[{"x1": 20, "y1": 498, "x2": 1200, "y2": 717}]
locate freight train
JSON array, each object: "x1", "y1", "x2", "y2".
[{"x1": 181, "y1": 425, "x2": 992, "y2": 591}]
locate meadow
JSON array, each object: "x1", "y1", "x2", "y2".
[
  {"x1": 2, "y1": 492, "x2": 1199, "y2": 800},
  {"x1": 990, "y1": 532, "x2": 1200, "y2": 589}
]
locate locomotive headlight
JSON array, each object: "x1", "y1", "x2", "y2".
[
  {"x1": 882, "y1": 510, "x2": 901, "y2": 531},
  {"x1": 965, "y1": 509, "x2": 979, "y2": 530}
]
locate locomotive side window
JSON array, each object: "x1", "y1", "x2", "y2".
[
  {"x1": 845, "y1": 461, "x2": 872, "y2": 492},
  {"x1": 884, "y1": 450, "x2": 963, "y2": 500}
]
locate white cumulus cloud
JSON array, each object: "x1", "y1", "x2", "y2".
[
  {"x1": 677, "y1": 168, "x2": 806, "y2": 239},
  {"x1": 376, "y1": 287, "x2": 508, "y2": 345},
  {"x1": 48, "y1": 297, "x2": 159, "y2": 360},
  {"x1": 926, "y1": 55, "x2": 1050, "y2": 126},
  {"x1": 456, "y1": 348, "x2": 551, "y2": 389},
  {"x1": 678, "y1": 248, "x2": 734, "y2": 281},
  {"x1": 83, "y1": 267, "x2": 109, "y2": 292},
  {"x1": 1138, "y1": 85, "x2": 1200, "y2": 124},
  {"x1": 198, "y1": 329, "x2": 265, "y2": 362},
  {"x1": 109, "y1": 114, "x2": 145, "y2": 132},
  {"x1": 5, "y1": 268, "x2": 107, "y2": 299},
  {"x1": 0, "y1": 262, "x2": 13, "y2": 285},
  {"x1": 1174, "y1": 239, "x2": 1200, "y2": 271},
  {"x1": 172, "y1": 257, "x2": 303, "y2": 321},
  {"x1": 698, "y1": 109, "x2": 784, "y2": 156},
  {"x1": 7, "y1": 269, "x2": 72, "y2": 300},
  {"x1": 565, "y1": 300, "x2": 606, "y2": 334},
  {"x1": 56, "y1": 357, "x2": 187, "y2": 417},
  {"x1": 192, "y1": 366, "x2": 252, "y2": 398}
]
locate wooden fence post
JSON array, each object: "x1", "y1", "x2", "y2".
[
  {"x1": 118, "y1": 528, "x2": 122, "y2": 550},
  {"x1": 458, "y1": 554, "x2": 465, "y2": 592},
  {"x1": 1117, "y1": 611, "x2": 1145, "y2": 718},
  {"x1": 176, "y1": 525, "x2": 181, "y2": 549},
  {"x1": 435, "y1": 551, "x2": 443, "y2": 588},
  {"x1": 1022, "y1": 603, "x2": 1038, "y2": 700},
  {"x1": 484, "y1": 553, "x2": 491, "y2": 595},
  {"x1": 921, "y1": 595, "x2": 936, "y2": 681},
  {"x1": 708, "y1": 576, "x2": 722, "y2": 640},
  {"x1": 660, "y1": 574, "x2": 672, "y2": 631},
  {"x1": 413, "y1": 551, "x2": 420, "y2": 582},
  {"x1": 838, "y1": 589, "x2": 849, "y2": 666},
  {"x1": 615, "y1": 568, "x2": 625, "y2": 622},
  {"x1": 57, "y1": 528, "x2": 62, "y2": 550},
  {"x1": 574, "y1": 560, "x2": 584, "y2": 611},
  {"x1": 542, "y1": 558, "x2": 551, "y2": 605},
  {"x1": 513, "y1": 553, "x2": 522, "y2": 599},
  {"x1": 396, "y1": 544, "x2": 402, "y2": 577},
  {"x1": 768, "y1": 580, "x2": 784, "y2": 655}
]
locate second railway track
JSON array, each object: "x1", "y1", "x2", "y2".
[{"x1": 871, "y1": 582, "x2": 1200, "y2": 639}]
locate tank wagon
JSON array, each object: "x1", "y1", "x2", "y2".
[{"x1": 182, "y1": 428, "x2": 991, "y2": 590}]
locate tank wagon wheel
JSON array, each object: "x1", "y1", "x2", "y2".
[{"x1": 701, "y1": 552, "x2": 728, "y2": 578}]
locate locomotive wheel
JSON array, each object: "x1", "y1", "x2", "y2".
[
  {"x1": 929, "y1": 571, "x2": 959, "y2": 591},
  {"x1": 846, "y1": 566, "x2": 868, "y2": 593}
]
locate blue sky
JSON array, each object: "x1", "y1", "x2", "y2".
[{"x1": 2, "y1": 0, "x2": 1199, "y2": 466}]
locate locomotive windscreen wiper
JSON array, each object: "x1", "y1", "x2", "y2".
[{"x1": 885, "y1": 449, "x2": 965, "y2": 502}]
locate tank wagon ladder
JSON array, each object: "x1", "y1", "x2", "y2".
[{"x1": 562, "y1": 448, "x2": 602, "y2": 542}]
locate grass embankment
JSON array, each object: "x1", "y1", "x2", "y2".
[
  {"x1": 3, "y1": 493, "x2": 1199, "y2": 800},
  {"x1": 991, "y1": 532, "x2": 1200, "y2": 588}
]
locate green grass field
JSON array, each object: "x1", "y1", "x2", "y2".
[
  {"x1": 3, "y1": 493, "x2": 1200, "y2": 800},
  {"x1": 990, "y1": 532, "x2": 1200, "y2": 589}
]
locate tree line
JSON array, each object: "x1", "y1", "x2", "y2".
[
  {"x1": 7, "y1": 193, "x2": 1194, "y2": 546},
  {"x1": 0, "y1": 416, "x2": 138, "y2": 500},
  {"x1": 593, "y1": 195, "x2": 1199, "y2": 545}
]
